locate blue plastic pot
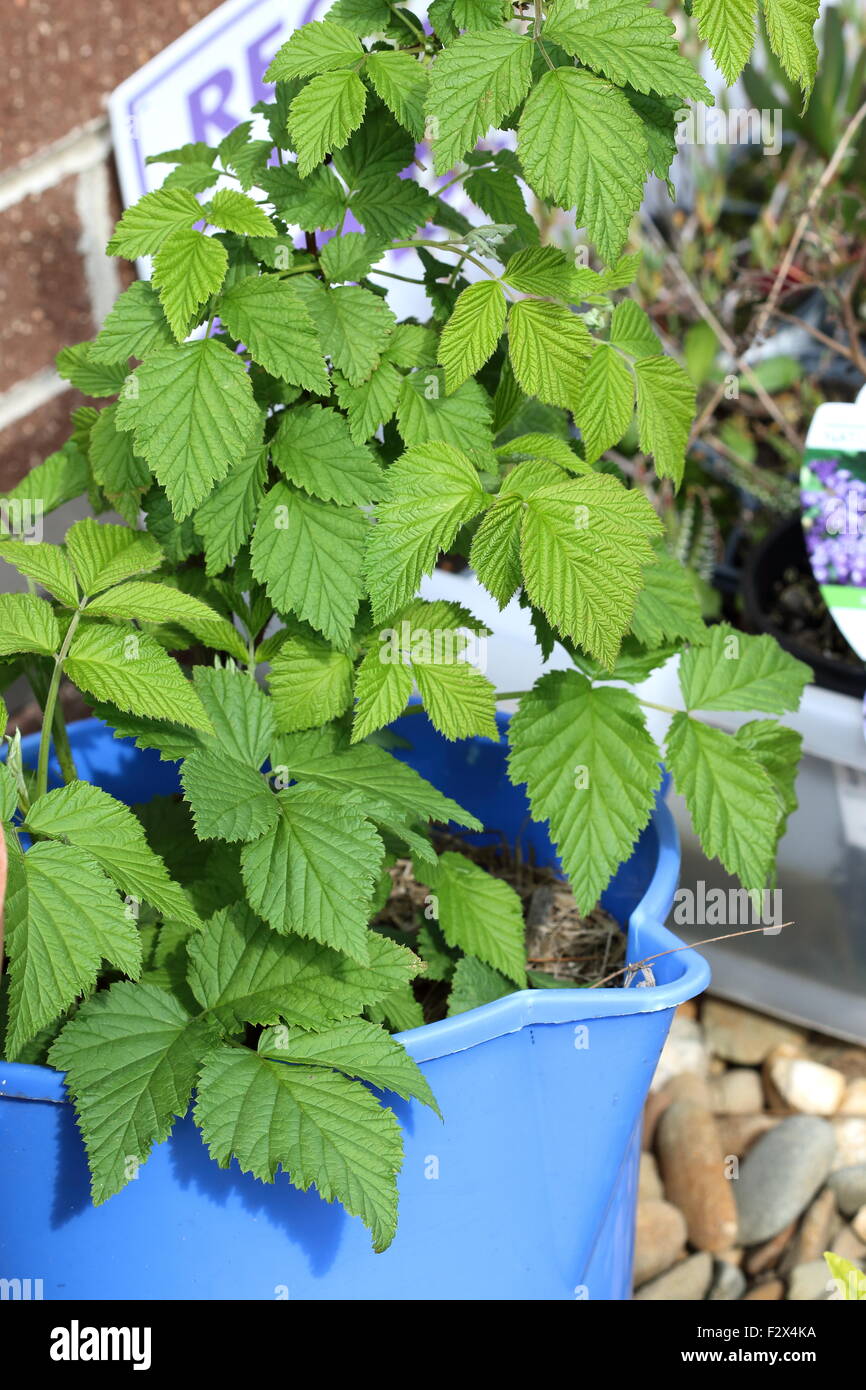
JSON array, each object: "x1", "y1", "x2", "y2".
[{"x1": 0, "y1": 714, "x2": 709, "y2": 1300}]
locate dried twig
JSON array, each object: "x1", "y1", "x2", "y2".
[{"x1": 589, "y1": 923, "x2": 793, "y2": 990}]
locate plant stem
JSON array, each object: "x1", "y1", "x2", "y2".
[
  {"x1": 388, "y1": 239, "x2": 502, "y2": 284},
  {"x1": 636, "y1": 697, "x2": 681, "y2": 716},
  {"x1": 34, "y1": 606, "x2": 83, "y2": 803}
]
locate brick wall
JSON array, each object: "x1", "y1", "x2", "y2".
[{"x1": 0, "y1": 0, "x2": 225, "y2": 491}]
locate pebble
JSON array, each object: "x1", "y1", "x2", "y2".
[
  {"x1": 808, "y1": 1045, "x2": 866, "y2": 1083},
  {"x1": 708, "y1": 1260, "x2": 747, "y2": 1301},
  {"x1": 744, "y1": 1220, "x2": 797, "y2": 1276},
  {"x1": 634, "y1": 1252, "x2": 713, "y2": 1301},
  {"x1": 743, "y1": 1279, "x2": 784, "y2": 1300},
  {"x1": 665, "y1": 1072, "x2": 714, "y2": 1107},
  {"x1": 853, "y1": 1206, "x2": 866, "y2": 1243},
  {"x1": 633, "y1": 1200, "x2": 688, "y2": 1287},
  {"x1": 791, "y1": 1188, "x2": 838, "y2": 1265},
  {"x1": 828, "y1": 1164, "x2": 866, "y2": 1217},
  {"x1": 701, "y1": 998, "x2": 805, "y2": 1065},
  {"x1": 787, "y1": 1260, "x2": 832, "y2": 1301},
  {"x1": 717, "y1": 1113, "x2": 779, "y2": 1157},
  {"x1": 832, "y1": 1118, "x2": 866, "y2": 1170},
  {"x1": 651, "y1": 1016, "x2": 709, "y2": 1092},
  {"x1": 831, "y1": 1224, "x2": 866, "y2": 1261},
  {"x1": 710, "y1": 1068, "x2": 764, "y2": 1115},
  {"x1": 768, "y1": 1050, "x2": 846, "y2": 1116},
  {"x1": 735, "y1": 1116, "x2": 836, "y2": 1245},
  {"x1": 639, "y1": 1152, "x2": 663, "y2": 1201},
  {"x1": 838, "y1": 1079, "x2": 866, "y2": 1116},
  {"x1": 657, "y1": 1100, "x2": 738, "y2": 1252}
]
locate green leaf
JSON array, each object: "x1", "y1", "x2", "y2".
[
  {"x1": 204, "y1": 188, "x2": 276, "y2": 237},
  {"x1": 49, "y1": 981, "x2": 220, "y2": 1203},
  {"x1": 319, "y1": 232, "x2": 383, "y2": 283},
  {"x1": 366, "y1": 51, "x2": 428, "y2": 140},
  {"x1": 86, "y1": 581, "x2": 248, "y2": 662},
  {"x1": 311, "y1": 282, "x2": 396, "y2": 386},
  {"x1": 447, "y1": 955, "x2": 512, "y2": 1015},
  {"x1": 610, "y1": 299, "x2": 663, "y2": 359},
  {"x1": 218, "y1": 275, "x2": 330, "y2": 391},
  {"x1": 194, "y1": 447, "x2": 267, "y2": 576},
  {"x1": 258, "y1": 1018, "x2": 438, "y2": 1113},
  {"x1": 504, "y1": 245, "x2": 572, "y2": 298},
  {"x1": 275, "y1": 729, "x2": 482, "y2": 830},
  {"x1": 152, "y1": 229, "x2": 227, "y2": 341},
  {"x1": 0, "y1": 541, "x2": 78, "y2": 608},
  {"x1": 678, "y1": 624, "x2": 811, "y2": 713},
  {"x1": 126, "y1": 339, "x2": 262, "y2": 521},
  {"x1": 762, "y1": 0, "x2": 820, "y2": 101},
  {"x1": 91, "y1": 282, "x2": 174, "y2": 363},
  {"x1": 289, "y1": 69, "x2": 367, "y2": 177},
  {"x1": 2, "y1": 442, "x2": 88, "y2": 516},
  {"x1": 508, "y1": 669, "x2": 661, "y2": 913},
  {"x1": 351, "y1": 649, "x2": 414, "y2": 742},
  {"x1": 426, "y1": 30, "x2": 533, "y2": 175},
  {"x1": 272, "y1": 404, "x2": 382, "y2": 506},
  {"x1": 470, "y1": 494, "x2": 523, "y2": 608},
  {"x1": 824, "y1": 1252, "x2": 866, "y2": 1301},
  {"x1": 55, "y1": 343, "x2": 129, "y2": 397},
  {"x1": 507, "y1": 300, "x2": 592, "y2": 409},
  {"x1": 89, "y1": 405, "x2": 151, "y2": 505},
  {"x1": 66, "y1": 623, "x2": 213, "y2": 731},
  {"x1": 24, "y1": 782, "x2": 199, "y2": 927},
  {"x1": 430, "y1": 850, "x2": 525, "y2": 985},
  {"x1": 396, "y1": 373, "x2": 494, "y2": 457},
  {"x1": 414, "y1": 657, "x2": 498, "y2": 742},
  {"x1": 519, "y1": 473, "x2": 662, "y2": 666},
  {"x1": 186, "y1": 902, "x2": 420, "y2": 1031},
  {"x1": 251, "y1": 483, "x2": 367, "y2": 645},
  {"x1": 0, "y1": 593, "x2": 59, "y2": 658},
  {"x1": 574, "y1": 343, "x2": 635, "y2": 463},
  {"x1": 466, "y1": 165, "x2": 538, "y2": 256},
  {"x1": 438, "y1": 280, "x2": 507, "y2": 392},
  {"x1": 543, "y1": 0, "x2": 712, "y2": 102},
  {"x1": 241, "y1": 788, "x2": 383, "y2": 962},
  {"x1": 350, "y1": 174, "x2": 433, "y2": 242},
  {"x1": 692, "y1": 0, "x2": 755, "y2": 86},
  {"x1": 107, "y1": 187, "x2": 203, "y2": 258},
  {"x1": 666, "y1": 712, "x2": 779, "y2": 891},
  {"x1": 193, "y1": 665, "x2": 275, "y2": 766},
  {"x1": 496, "y1": 432, "x2": 582, "y2": 472},
  {"x1": 518, "y1": 67, "x2": 648, "y2": 264},
  {"x1": 631, "y1": 546, "x2": 708, "y2": 647},
  {"x1": 269, "y1": 634, "x2": 354, "y2": 733},
  {"x1": 734, "y1": 719, "x2": 801, "y2": 845},
  {"x1": 181, "y1": 750, "x2": 278, "y2": 843},
  {"x1": 334, "y1": 361, "x2": 402, "y2": 442},
  {"x1": 64, "y1": 518, "x2": 163, "y2": 595},
  {"x1": 364, "y1": 442, "x2": 487, "y2": 620},
  {"x1": 6, "y1": 841, "x2": 141, "y2": 1060},
  {"x1": 194, "y1": 1046, "x2": 402, "y2": 1252},
  {"x1": 634, "y1": 355, "x2": 695, "y2": 486},
  {"x1": 265, "y1": 20, "x2": 364, "y2": 79}
]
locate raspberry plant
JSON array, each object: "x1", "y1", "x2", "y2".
[{"x1": 0, "y1": 1, "x2": 821, "y2": 1250}]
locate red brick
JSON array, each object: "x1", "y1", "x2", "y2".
[
  {"x1": 0, "y1": 389, "x2": 80, "y2": 493},
  {"x1": 1, "y1": 0, "x2": 226, "y2": 171},
  {"x1": 0, "y1": 176, "x2": 93, "y2": 391}
]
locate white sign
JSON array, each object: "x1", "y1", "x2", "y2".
[{"x1": 110, "y1": 0, "x2": 328, "y2": 207}]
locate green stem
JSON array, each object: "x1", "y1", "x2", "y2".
[
  {"x1": 388, "y1": 239, "x2": 503, "y2": 284},
  {"x1": 637, "y1": 697, "x2": 682, "y2": 717},
  {"x1": 35, "y1": 607, "x2": 83, "y2": 803}
]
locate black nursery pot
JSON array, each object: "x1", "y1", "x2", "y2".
[{"x1": 742, "y1": 517, "x2": 866, "y2": 700}]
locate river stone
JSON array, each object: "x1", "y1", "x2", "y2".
[
  {"x1": 701, "y1": 998, "x2": 805, "y2": 1065},
  {"x1": 768, "y1": 1051, "x2": 846, "y2": 1116},
  {"x1": 853, "y1": 1206, "x2": 866, "y2": 1243},
  {"x1": 832, "y1": 1118, "x2": 866, "y2": 1170},
  {"x1": 657, "y1": 1100, "x2": 738, "y2": 1252},
  {"x1": 838, "y1": 1079, "x2": 866, "y2": 1115},
  {"x1": 787, "y1": 1260, "x2": 832, "y2": 1301},
  {"x1": 651, "y1": 1016, "x2": 709, "y2": 1092},
  {"x1": 736, "y1": 1116, "x2": 836, "y2": 1245},
  {"x1": 832, "y1": 1224, "x2": 866, "y2": 1261},
  {"x1": 744, "y1": 1279, "x2": 784, "y2": 1300},
  {"x1": 744, "y1": 1220, "x2": 797, "y2": 1276},
  {"x1": 711, "y1": 1068, "x2": 764, "y2": 1114},
  {"x1": 829, "y1": 1165, "x2": 866, "y2": 1217},
  {"x1": 708, "y1": 1259, "x2": 747, "y2": 1301},
  {"x1": 634, "y1": 1252, "x2": 713, "y2": 1301},
  {"x1": 717, "y1": 1113, "x2": 779, "y2": 1157},
  {"x1": 639, "y1": 1152, "x2": 663, "y2": 1201},
  {"x1": 791, "y1": 1188, "x2": 838, "y2": 1265},
  {"x1": 633, "y1": 1200, "x2": 688, "y2": 1287}
]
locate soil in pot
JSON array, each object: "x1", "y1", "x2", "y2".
[
  {"x1": 742, "y1": 517, "x2": 866, "y2": 698},
  {"x1": 375, "y1": 829, "x2": 625, "y2": 1023}
]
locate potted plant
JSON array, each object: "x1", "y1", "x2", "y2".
[{"x1": 0, "y1": 2, "x2": 819, "y2": 1300}]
